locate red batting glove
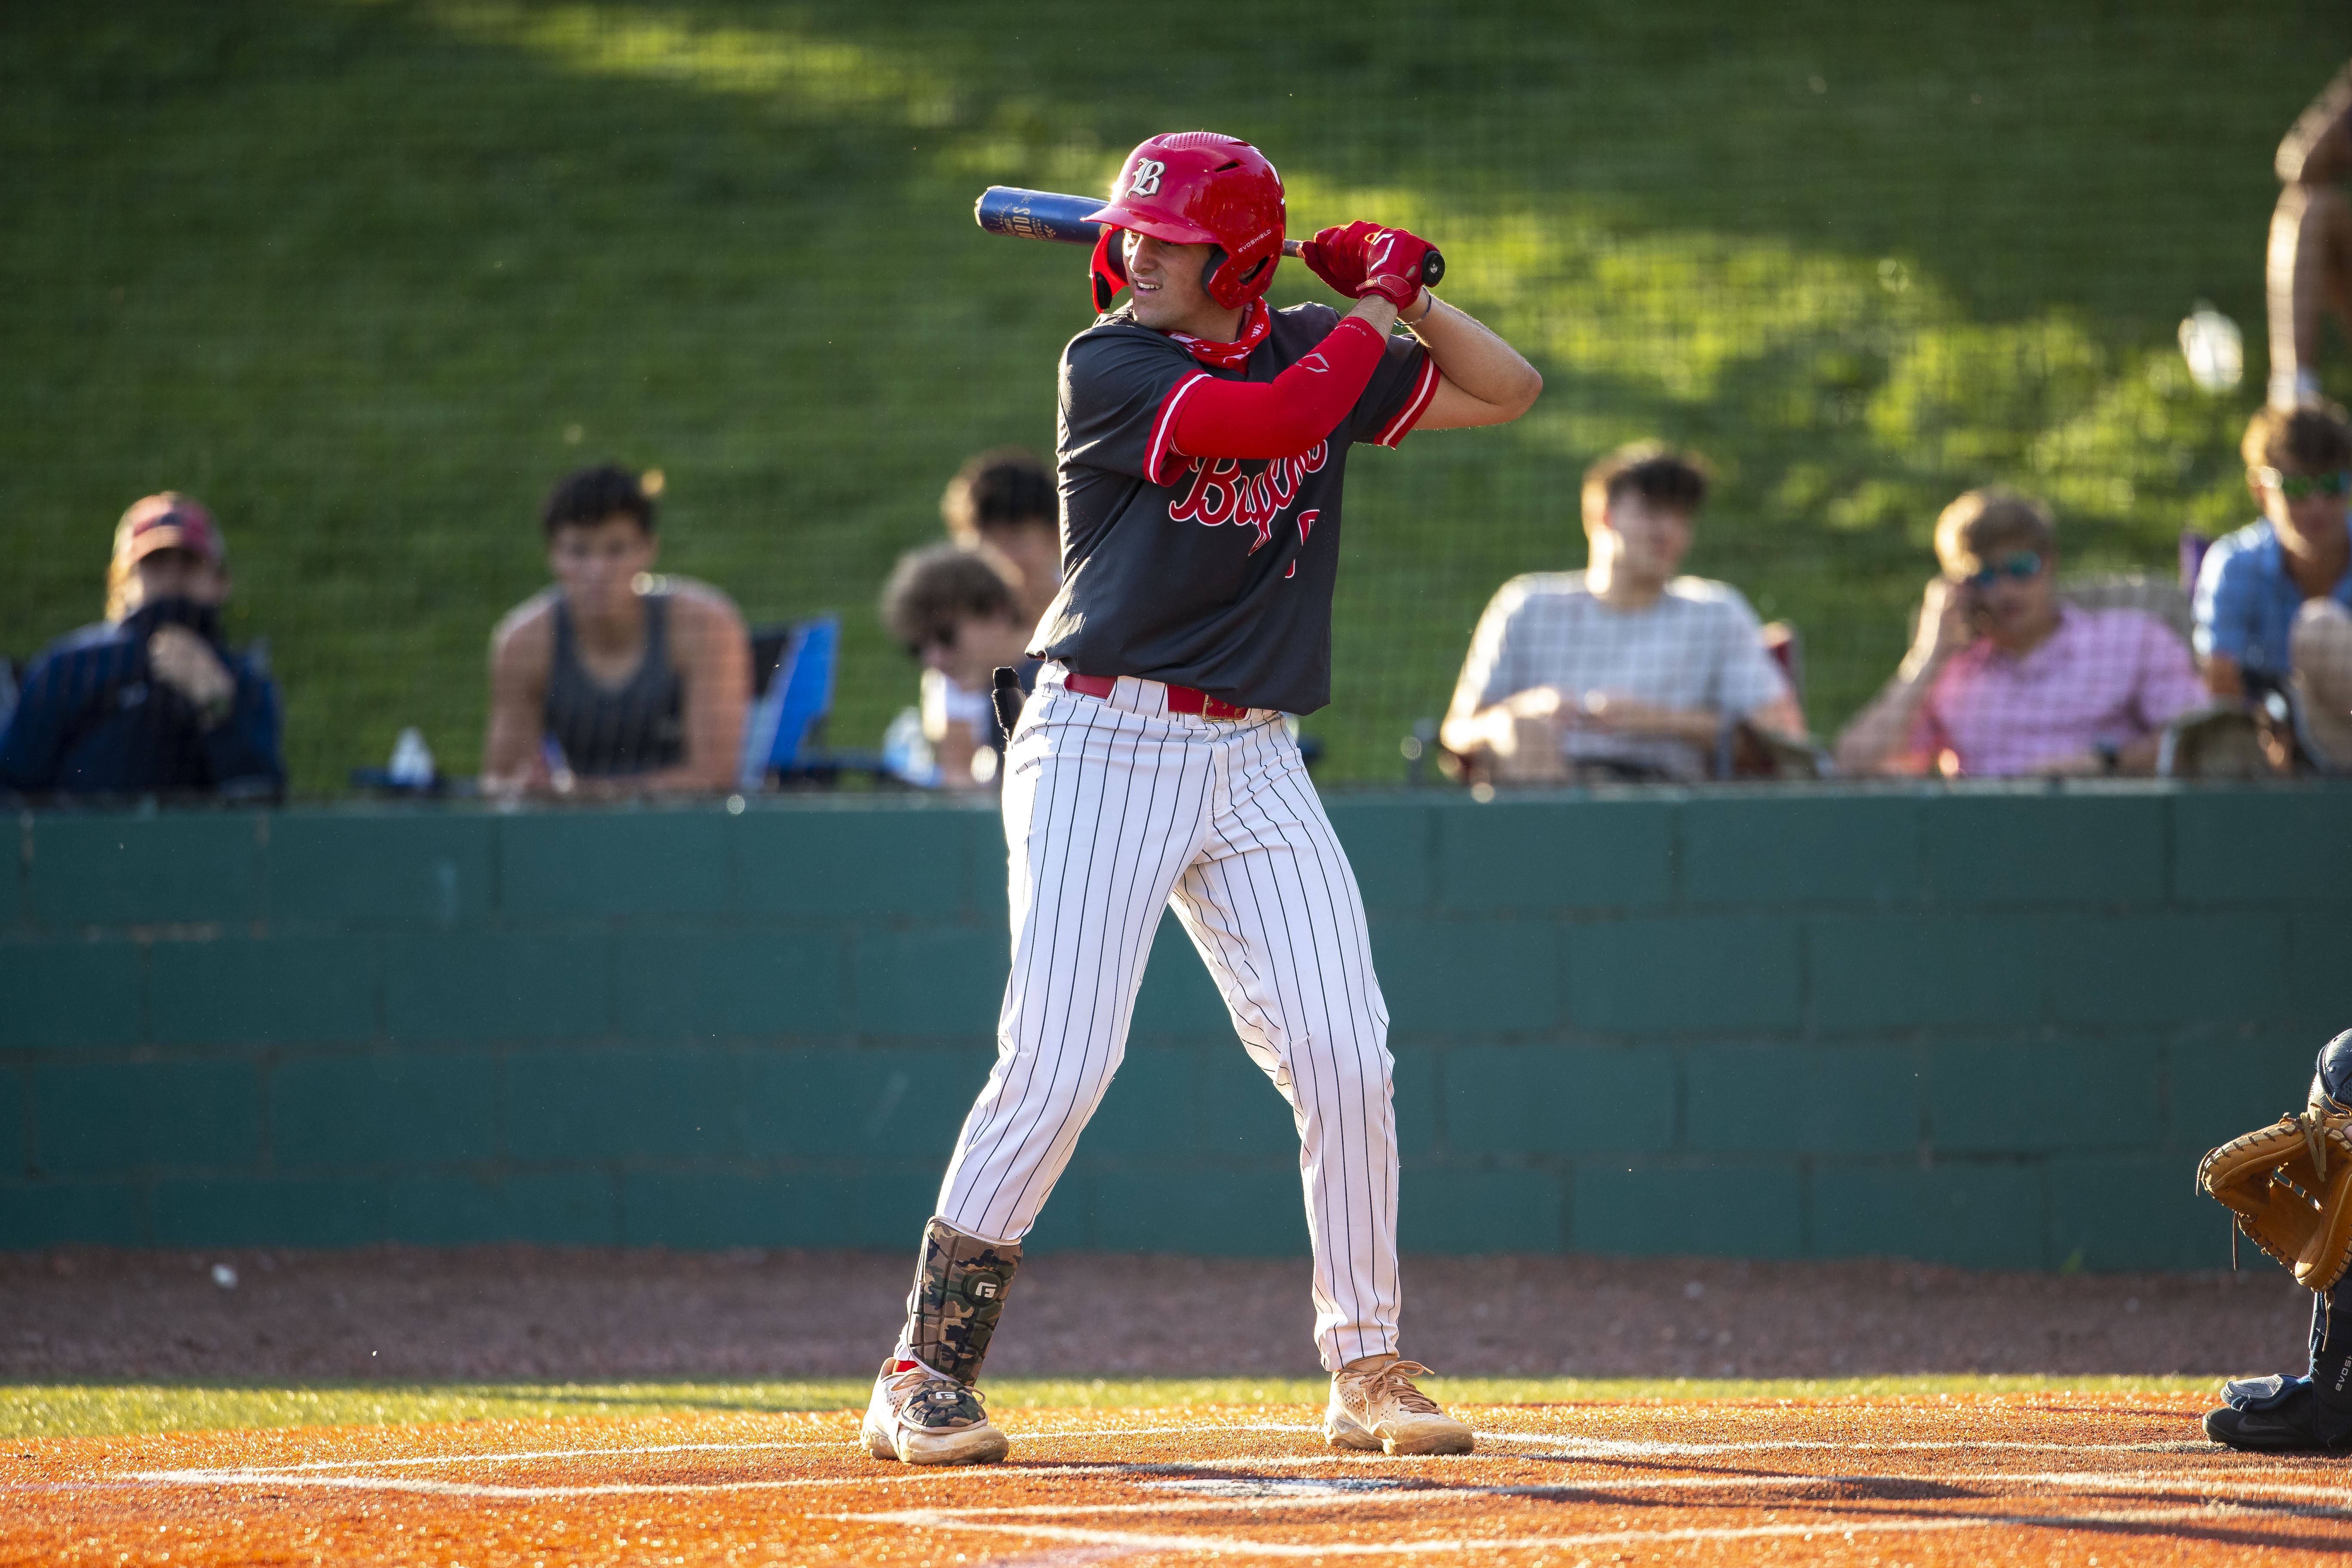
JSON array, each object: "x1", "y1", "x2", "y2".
[
  {"x1": 1300, "y1": 222, "x2": 1375, "y2": 298},
  {"x1": 1357, "y1": 226, "x2": 1434, "y2": 309},
  {"x1": 1302, "y1": 222, "x2": 1433, "y2": 310}
]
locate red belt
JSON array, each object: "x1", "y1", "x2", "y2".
[{"x1": 1064, "y1": 671, "x2": 1251, "y2": 720}]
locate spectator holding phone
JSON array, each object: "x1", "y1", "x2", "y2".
[
  {"x1": 2193, "y1": 402, "x2": 2352, "y2": 768},
  {"x1": 0, "y1": 493, "x2": 282, "y2": 799},
  {"x1": 1837, "y1": 489, "x2": 2204, "y2": 777}
]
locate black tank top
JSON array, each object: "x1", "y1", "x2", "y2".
[{"x1": 545, "y1": 594, "x2": 686, "y2": 776}]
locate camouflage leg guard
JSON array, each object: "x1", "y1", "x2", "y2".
[{"x1": 904, "y1": 1216, "x2": 1022, "y2": 1385}]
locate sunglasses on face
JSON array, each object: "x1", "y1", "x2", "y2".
[
  {"x1": 1966, "y1": 551, "x2": 2043, "y2": 588},
  {"x1": 2251, "y1": 467, "x2": 2352, "y2": 500}
]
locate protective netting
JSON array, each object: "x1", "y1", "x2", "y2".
[{"x1": 1, "y1": 0, "x2": 2342, "y2": 793}]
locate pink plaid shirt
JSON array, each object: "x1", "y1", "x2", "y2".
[{"x1": 1906, "y1": 606, "x2": 2206, "y2": 776}]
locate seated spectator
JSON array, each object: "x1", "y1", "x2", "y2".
[
  {"x1": 2266, "y1": 61, "x2": 2350, "y2": 411},
  {"x1": 1441, "y1": 443, "x2": 1804, "y2": 782},
  {"x1": 483, "y1": 465, "x2": 748, "y2": 796},
  {"x1": 0, "y1": 493, "x2": 283, "y2": 799},
  {"x1": 2193, "y1": 401, "x2": 2352, "y2": 768},
  {"x1": 1837, "y1": 489, "x2": 2204, "y2": 777},
  {"x1": 941, "y1": 447, "x2": 1060, "y2": 630},
  {"x1": 879, "y1": 544, "x2": 1034, "y2": 790}
]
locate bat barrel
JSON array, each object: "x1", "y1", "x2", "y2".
[{"x1": 974, "y1": 187, "x2": 1105, "y2": 246}]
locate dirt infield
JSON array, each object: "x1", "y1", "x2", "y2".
[
  {"x1": 0, "y1": 1247, "x2": 2309, "y2": 1381},
  {"x1": 7, "y1": 1392, "x2": 2346, "y2": 1565}
]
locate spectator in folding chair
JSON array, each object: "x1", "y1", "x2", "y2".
[
  {"x1": 1440, "y1": 442, "x2": 1804, "y2": 783},
  {"x1": 2269, "y1": 61, "x2": 2352, "y2": 411},
  {"x1": 879, "y1": 543, "x2": 1035, "y2": 791},
  {"x1": 1837, "y1": 489, "x2": 2204, "y2": 778},
  {"x1": 0, "y1": 493, "x2": 282, "y2": 800},
  {"x1": 940, "y1": 447, "x2": 1060, "y2": 633},
  {"x1": 2192, "y1": 401, "x2": 2352, "y2": 770},
  {"x1": 483, "y1": 464, "x2": 748, "y2": 796}
]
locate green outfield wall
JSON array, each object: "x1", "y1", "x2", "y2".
[{"x1": 3, "y1": 786, "x2": 2346, "y2": 1269}]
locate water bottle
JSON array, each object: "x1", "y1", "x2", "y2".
[
  {"x1": 387, "y1": 727, "x2": 436, "y2": 788},
  {"x1": 880, "y1": 707, "x2": 940, "y2": 787}
]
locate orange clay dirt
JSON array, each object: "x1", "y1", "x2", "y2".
[{"x1": 4, "y1": 1392, "x2": 2346, "y2": 1565}]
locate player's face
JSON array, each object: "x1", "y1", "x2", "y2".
[
  {"x1": 548, "y1": 513, "x2": 658, "y2": 621},
  {"x1": 1124, "y1": 233, "x2": 1230, "y2": 337},
  {"x1": 1598, "y1": 496, "x2": 1693, "y2": 585}
]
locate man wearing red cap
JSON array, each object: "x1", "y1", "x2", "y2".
[
  {"x1": 858, "y1": 133, "x2": 1539, "y2": 1468},
  {"x1": 0, "y1": 493, "x2": 282, "y2": 798}
]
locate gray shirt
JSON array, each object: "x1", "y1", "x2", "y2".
[
  {"x1": 1450, "y1": 571, "x2": 1788, "y2": 780},
  {"x1": 1029, "y1": 303, "x2": 1436, "y2": 715}
]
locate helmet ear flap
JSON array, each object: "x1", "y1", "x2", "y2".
[
  {"x1": 1090, "y1": 227, "x2": 1128, "y2": 311},
  {"x1": 1203, "y1": 245, "x2": 1274, "y2": 310}
]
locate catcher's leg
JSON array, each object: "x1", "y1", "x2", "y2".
[{"x1": 2204, "y1": 1288, "x2": 2352, "y2": 1452}]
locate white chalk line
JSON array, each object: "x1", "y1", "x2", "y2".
[
  {"x1": 115, "y1": 1461, "x2": 2345, "y2": 1514},
  {"x1": 118, "y1": 1461, "x2": 1172, "y2": 1501},
  {"x1": 811, "y1": 1501, "x2": 2324, "y2": 1558},
  {"x1": 264, "y1": 1437, "x2": 851, "y2": 1471},
  {"x1": 839, "y1": 1469, "x2": 2352, "y2": 1517},
  {"x1": 120, "y1": 1425, "x2": 2190, "y2": 1483},
  {"x1": 1470, "y1": 1431, "x2": 2211, "y2": 1457}
]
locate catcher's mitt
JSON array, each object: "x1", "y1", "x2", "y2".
[{"x1": 2200, "y1": 1087, "x2": 2352, "y2": 1292}]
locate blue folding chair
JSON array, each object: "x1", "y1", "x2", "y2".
[{"x1": 738, "y1": 616, "x2": 839, "y2": 789}]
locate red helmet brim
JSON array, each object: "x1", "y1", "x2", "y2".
[{"x1": 1081, "y1": 202, "x2": 1221, "y2": 249}]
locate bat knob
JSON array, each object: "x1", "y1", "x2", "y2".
[{"x1": 1420, "y1": 250, "x2": 1446, "y2": 288}]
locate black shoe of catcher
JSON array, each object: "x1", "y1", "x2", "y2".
[{"x1": 2203, "y1": 1375, "x2": 2352, "y2": 1452}]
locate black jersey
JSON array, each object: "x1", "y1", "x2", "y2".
[{"x1": 1029, "y1": 301, "x2": 1437, "y2": 715}]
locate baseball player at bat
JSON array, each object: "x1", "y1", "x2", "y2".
[{"x1": 862, "y1": 131, "x2": 1541, "y2": 1467}]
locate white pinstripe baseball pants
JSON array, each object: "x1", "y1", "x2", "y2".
[{"x1": 933, "y1": 664, "x2": 1400, "y2": 1371}]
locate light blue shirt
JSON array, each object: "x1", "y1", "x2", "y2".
[{"x1": 2191, "y1": 516, "x2": 2352, "y2": 677}]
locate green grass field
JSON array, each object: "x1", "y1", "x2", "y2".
[
  {"x1": 3, "y1": 1, "x2": 2344, "y2": 790},
  {"x1": 1, "y1": 1374, "x2": 2218, "y2": 1439}
]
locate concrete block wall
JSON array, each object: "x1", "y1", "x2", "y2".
[{"x1": 3, "y1": 785, "x2": 2346, "y2": 1268}]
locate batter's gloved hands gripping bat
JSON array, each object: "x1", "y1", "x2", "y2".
[{"x1": 1301, "y1": 222, "x2": 1441, "y2": 310}]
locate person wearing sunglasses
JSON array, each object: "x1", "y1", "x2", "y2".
[
  {"x1": 877, "y1": 543, "x2": 1036, "y2": 790},
  {"x1": 1836, "y1": 489, "x2": 2204, "y2": 778},
  {"x1": 2192, "y1": 402, "x2": 2352, "y2": 769}
]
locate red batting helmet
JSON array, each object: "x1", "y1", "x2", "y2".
[{"x1": 1084, "y1": 132, "x2": 1284, "y2": 312}]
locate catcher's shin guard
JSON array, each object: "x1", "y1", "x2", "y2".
[{"x1": 902, "y1": 1216, "x2": 1022, "y2": 1385}]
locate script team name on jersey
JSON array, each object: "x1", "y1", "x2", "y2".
[{"x1": 1168, "y1": 442, "x2": 1330, "y2": 554}]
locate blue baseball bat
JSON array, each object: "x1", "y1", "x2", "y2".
[{"x1": 974, "y1": 186, "x2": 1444, "y2": 287}]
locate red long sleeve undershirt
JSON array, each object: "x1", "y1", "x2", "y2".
[{"x1": 1160, "y1": 315, "x2": 1390, "y2": 471}]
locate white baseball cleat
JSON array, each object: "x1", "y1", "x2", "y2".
[
  {"x1": 1324, "y1": 1355, "x2": 1474, "y2": 1456},
  {"x1": 861, "y1": 1359, "x2": 1010, "y2": 1465}
]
